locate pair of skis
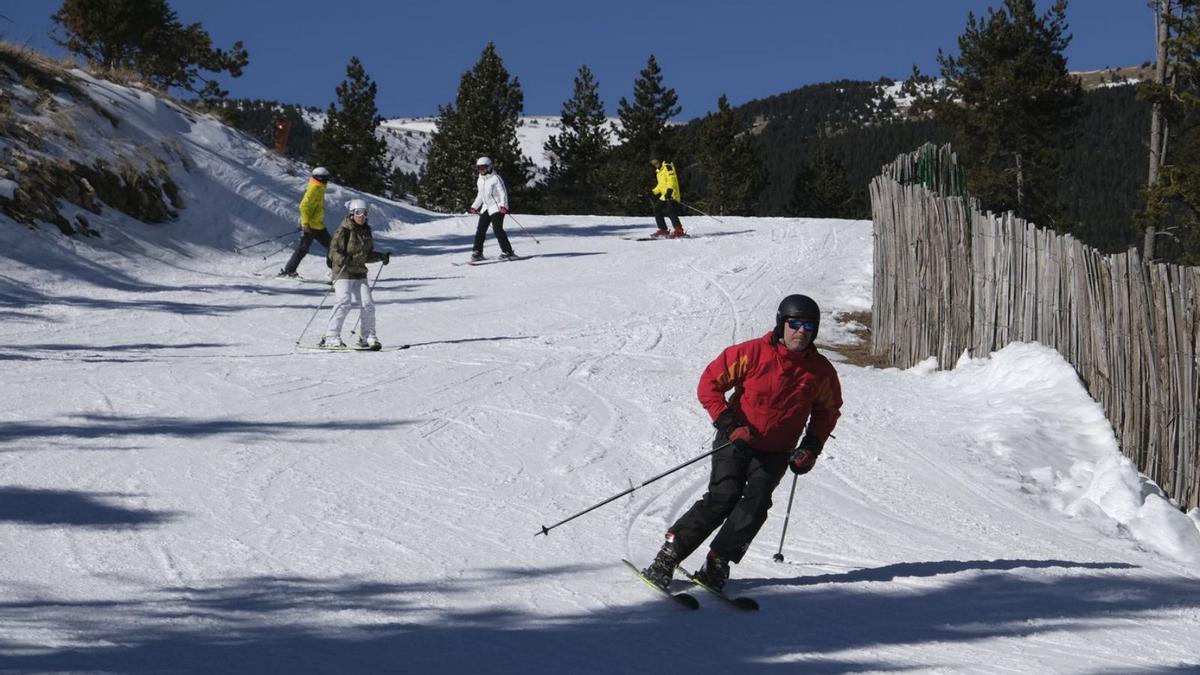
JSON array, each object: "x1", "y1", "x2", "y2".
[
  {"x1": 298, "y1": 343, "x2": 410, "y2": 353},
  {"x1": 452, "y1": 255, "x2": 532, "y2": 267},
  {"x1": 621, "y1": 559, "x2": 758, "y2": 611},
  {"x1": 255, "y1": 272, "x2": 331, "y2": 285},
  {"x1": 619, "y1": 234, "x2": 696, "y2": 241}
]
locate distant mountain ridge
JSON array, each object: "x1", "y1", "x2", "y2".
[
  {"x1": 208, "y1": 65, "x2": 1151, "y2": 251},
  {"x1": 367, "y1": 65, "x2": 1148, "y2": 176}
]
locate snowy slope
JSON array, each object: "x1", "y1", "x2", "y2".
[{"x1": 2, "y1": 73, "x2": 1200, "y2": 674}]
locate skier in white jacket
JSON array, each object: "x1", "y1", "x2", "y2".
[{"x1": 469, "y1": 156, "x2": 516, "y2": 262}]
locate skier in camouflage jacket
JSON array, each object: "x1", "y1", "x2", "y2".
[{"x1": 320, "y1": 199, "x2": 389, "y2": 348}]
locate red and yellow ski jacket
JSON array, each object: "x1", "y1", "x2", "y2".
[{"x1": 697, "y1": 332, "x2": 842, "y2": 453}]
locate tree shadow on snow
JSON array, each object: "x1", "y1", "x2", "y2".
[
  {"x1": 0, "y1": 413, "x2": 413, "y2": 446},
  {"x1": 0, "y1": 486, "x2": 178, "y2": 528},
  {"x1": 736, "y1": 558, "x2": 1139, "y2": 589},
  {"x1": 376, "y1": 221, "x2": 645, "y2": 259},
  {"x1": 531, "y1": 251, "x2": 606, "y2": 260},
  {"x1": 0, "y1": 341, "x2": 242, "y2": 363},
  {"x1": 403, "y1": 335, "x2": 538, "y2": 349},
  {"x1": 1, "y1": 342, "x2": 230, "y2": 353},
  {"x1": 0, "y1": 562, "x2": 1196, "y2": 673},
  {"x1": 0, "y1": 310, "x2": 45, "y2": 324},
  {"x1": 695, "y1": 228, "x2": 756, "y2": 238}
]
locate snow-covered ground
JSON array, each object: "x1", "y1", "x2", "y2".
[{"x1": 2, "y1": 71, "x2": 1200, "y2": 674}]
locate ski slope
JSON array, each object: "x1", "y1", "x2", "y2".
[{"x1": 2, "y1": 72, "x2": 1200, "y2": 673}]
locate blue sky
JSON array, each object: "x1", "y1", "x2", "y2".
[{"x1": 2, "y1": 1, "x2": 1154, "y2": 120}]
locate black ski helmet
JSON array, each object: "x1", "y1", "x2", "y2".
[{"x1": 772, "y1": 294, "x2": 820, "y2": 344}]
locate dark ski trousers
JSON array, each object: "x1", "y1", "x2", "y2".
[
  {"x1": 473, "y1": 211, "x2": 514, "y2": 255},
  {"x1": 668, "y1": 436, "x2": 789, "y2": 564},
  {"x1": 653, "y1": 199, "x2": 683, "y2": 232},
  {"x1": 282, "y1": 228, "x2": 332, "y2": 274}
]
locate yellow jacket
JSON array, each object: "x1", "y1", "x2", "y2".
[
  {"x1": 299, "y1": 177, "x2": 327, "y2": 230},
  {"x1": 652, "y1": 161, "x2": 681, "y2": 202}
]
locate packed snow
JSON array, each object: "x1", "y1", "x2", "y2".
[{"x1": 1, "y1": 71, "x2": 1199, "y2": 674}]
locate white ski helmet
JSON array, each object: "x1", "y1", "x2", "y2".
[
  {"x1": 311, "y1": 166, "x2": 331, "y2": 179},
  {"x1": 476, "y1": 156, "x2": 492, "y2": 167},
  {"x1": 346, "y1": 198, "x2": 368, "y2": 214}
]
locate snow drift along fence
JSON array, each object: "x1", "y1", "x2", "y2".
[{"x1": 870, "y1": 143, "x2": 1200, "y2": 511}]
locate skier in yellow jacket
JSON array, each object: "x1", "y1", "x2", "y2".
[
  {"x1": 649, "y1": 148, "x2": 686, "y2": 239},
  {"x1": 280, "y1": 167, "x2": 332, "y2": 277}
]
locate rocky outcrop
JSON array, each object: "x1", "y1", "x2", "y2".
[
  {"x1": 0, "y1": 43, "x2": 185, "y2": 237},
  {"x1": 0, "y1": 156, "x2": 180, "y2": 236}
]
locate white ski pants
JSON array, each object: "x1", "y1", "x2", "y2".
[{"x1": 324, "y1": 278, "x2": 376, "y2": 339}]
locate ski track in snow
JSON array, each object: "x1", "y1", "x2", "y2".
[
  {"x1": 2, "y1": 217, "x2": 1196, "y2": 671},
  {"x1": 0, "y1": 85, "x2": 1198, "y2": 670}
]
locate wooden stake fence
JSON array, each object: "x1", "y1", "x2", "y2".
[{"x1": 870, "y1": 143, "x2": 1200, "y2": 510}]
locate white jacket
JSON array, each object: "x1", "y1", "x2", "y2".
[{"x1": 471, "y1": 172, "x2": 509, "y2": 215}]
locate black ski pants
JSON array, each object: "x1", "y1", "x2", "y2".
[
  {"x1": 668, "y1": 436, "x2": 789, "y2": 564},
  {"x1": 473, "y1": 211, "x2": 514, "y2": 255},
  {"x1": 282, "y1": 228, "x2": 332, "y2": 274},
  {"x1": 653, "y1": 199, "x2": 683, "y2": 231}
]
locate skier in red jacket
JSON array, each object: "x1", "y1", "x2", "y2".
[{"x1": 641, "y1": 294, "x2": 843, "y2": 591}]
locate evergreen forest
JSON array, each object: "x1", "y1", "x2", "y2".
[
  {"x1": 215, "y1": 77, "x2": 1156, "y2": 259},
  {"x1": 30, "y1": 0, "x2": 1200, "y2": 263},
  {"x1": 685, "y1": 78, "x2": 1151, "y2": 255}
]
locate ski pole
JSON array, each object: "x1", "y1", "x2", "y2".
[
  {"x1": 294, "y1": 261, "x2": 346, "y2": 347},
  {"x1": 262, "y1": 240, "x2": 293, "y2": 261},
  {"x1": 535, "y1": 441, "x2": 731, "y2": 537},
  {"x1": 505, "y1": 213, "x2": 540, "y2": 245},
  {"x1": 235, "y1": 230, "x2": 294, "y2": 254},
  {"x1": 772, "y1": 473, "x2": 799, "y2": 563},
  {"x1": 679, "y1": 200, "x2": 725, "y2": 225},
  {"x1": 350, "y1": 258, "x2": 387, "y2": 337}
]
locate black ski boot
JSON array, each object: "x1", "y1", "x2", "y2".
[
  {"x1": 693, "y1": 552, "x2": 730, "y2": 591},
  {"x1": 641, "y1": 540, "x2": 682, "y2": 590}
]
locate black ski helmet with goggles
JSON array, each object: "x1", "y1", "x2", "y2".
[{"x1": 771, "y1": 294, "x2": 820, "y2": 345}]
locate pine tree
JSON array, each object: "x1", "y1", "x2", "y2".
[
  {"x1": 542, "y1": 65, "x2": 610, "y2": 214},
  {"x1": 788, "y1": 143, "x2": 862, "y2": 218},
  {"x1": 917, "y1": 0, "x2": 1082, "y2": 230},
  {"x1": 418, "y1": 43, "x2": 532, "y2": 212},
  {"x1": 1137, "y1": 0, "x2": 1200, "y2": 264},
  {"x1": 208, "y1": 99, "x2": 316, "y2": 160},
  {"x1": 698, "y1": 95, "x2": 765, "y2": 216},
  {"x1": 604, "y1": 54, "x2": 681, "y2": 215},
  {"x1": 50, "y1": 0, "x2": 247, "y2": 100},
  {"x1": 307, "y1": 57, "x2": 389, "y2": 195}
]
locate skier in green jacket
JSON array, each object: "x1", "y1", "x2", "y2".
[{"x1": 319, "y1": 199, "x2": 390, "y2": 349}]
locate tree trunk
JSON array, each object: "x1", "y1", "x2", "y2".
[
  {"x1": 1146, "y1": 0, "x2": 1172, "y2": 261},
  {"x1": 1015, "y1": 152, "x2": 1024, "y2": 213}
]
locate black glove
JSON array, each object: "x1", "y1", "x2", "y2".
[
  {"x1": 325, "y1": 255, "x2": 332, "y2": 269},
  {"x1": 381, "y1": 252, "x2": 391, "y2": 265},
  {"x1": 789, "y1": 435, "x2": 823, "y2": 475},
  {"x1": 664, "y1": 188, "x2": 673, "y2": 200},
  {"x1": 713, "y1": 409, "x2": 739, "y2": 437}
]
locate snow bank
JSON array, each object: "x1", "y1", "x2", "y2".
[{"x1": 933, "y1": 342, "x2": 1200, "y2": 564}]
